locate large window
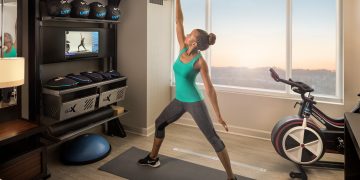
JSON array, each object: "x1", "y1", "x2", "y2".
[
  {"x1": 292, "y1": 0, "x2": 338, "y2": 97},
  {"x1": 172, "y1": 0, "x2": 342, "y2": 102}
]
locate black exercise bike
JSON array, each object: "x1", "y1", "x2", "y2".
[{"x1": 269, "y1": 68, "x2": 360, "y2": 179}]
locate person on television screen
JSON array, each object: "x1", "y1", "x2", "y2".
[
  {"x1": 3, "y1": 33, "x2": 17, "y2": 57},
  {"x1": 78, "y1": 33, "x2": 87, "y2": 52}
]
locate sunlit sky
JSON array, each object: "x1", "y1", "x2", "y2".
[{"x1": 180, "y1": 0, "x2": 337, "y2": 70}]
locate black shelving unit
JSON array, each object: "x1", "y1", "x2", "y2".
[
  {"x1": 29, "y1": 0, "x2": 119, "y2": 122},
  {"x1": 28, "y1": 0, "x2": 126, "y2": 143}
]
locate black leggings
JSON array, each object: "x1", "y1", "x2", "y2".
[{"x1": 155, "y1": 99, "x2": 225, "y2": 152}]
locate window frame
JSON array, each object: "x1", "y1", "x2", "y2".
[{"x1": 171, "y1": 0, "x2": 344, "y2": 104}]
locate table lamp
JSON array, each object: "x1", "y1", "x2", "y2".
[{"x1": 0, "y1": 57, "x2": 25, "y2": 88}]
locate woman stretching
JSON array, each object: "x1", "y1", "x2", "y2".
[{"x1": 138, "y1": 0, "x2": 237, "y2": 179}]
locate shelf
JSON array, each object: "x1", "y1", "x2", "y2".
[
  {"x1": 40, "y1": 56, "x2": 106, "y2": 65},
  {"x1": 0, "y1": 119, "x2": 45, "y2": 146},
  {"x1": 40, "y1": 16, "x2": 121, "y2": 24},
  {"x1": 48, "y1": 110, "x2": 128, "y2": 141},
  {"x1": 42, "y1": 76, "x2": 127, "y2": 96}
]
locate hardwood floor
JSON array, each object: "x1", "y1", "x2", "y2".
[{"x1": 47, "y1": 124, "x2": 343, "y2": 180}]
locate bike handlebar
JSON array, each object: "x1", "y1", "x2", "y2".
[
  {"x1": 269, "y1": 68, "x2": 316, "y2": 104},
  {"x1": 270, "y1": 68, "x2": 281, "y2": 82}
]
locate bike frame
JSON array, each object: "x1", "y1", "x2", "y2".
[
  {"x1": 297, "y1": 92, "x2": 360, "y2": 130},
  {"x1": 296, "y1": 92, "x2": 360, "y2": 153}
]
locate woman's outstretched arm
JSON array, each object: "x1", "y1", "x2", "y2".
[
  {"x1": 198, "y1": 58, "x2": 229, "y2": 131},
  {"x1": 176, "y1": 0, "x2": 186, "y2": 50}
]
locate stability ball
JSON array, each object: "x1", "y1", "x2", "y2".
[{"x1": 60, "y1": 133, "x2": 111, "y2": 165}]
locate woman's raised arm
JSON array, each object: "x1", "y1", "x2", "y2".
[{"x1": 176, "y1": 0, "x2": 186, "y2": 50}]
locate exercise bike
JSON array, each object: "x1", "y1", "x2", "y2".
[{"x1": 269, "y1": 68, "x2": 360, "y2": 179}]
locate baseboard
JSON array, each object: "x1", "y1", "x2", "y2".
[
  {"x1": 123, "y1": 118, "x2": 271, "y2": 141},
  {"x1": 123, "y1": 124, "x2": 155, "y2": 137},
  {"x1": 175, "y1": 117, "x2": 271, "y2": 141}
]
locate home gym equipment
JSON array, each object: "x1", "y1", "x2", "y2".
[
  {"x1": 269, "y1": 68, "x2": 360, "y2": 179},
  {"x1": 49, "y1": 107, "x2": 114, "y2": 137},
  {"x1": 108, "y1": 70, "x2": 122, "y2": 78},
  {"x1": 106, "y1": 5, "x2": 121, "y2": 21},
  {"x1": 46, "y1": 0, "x2": 71, "y2": 17},
  {"x1": 60, "y1": 133, "x2": 111, "y2": 165},
  {"x1": 89, "y1": 2, "x2": 107, "y2": 19},
  {"x1": 99, "y1": 147, "x2": 249, "y2": 180},
  {"x1": 71, "y1": 0, "x2": 90, "y2": 18},
  {"x1": 44, "y1": 77, "x2": 78, "y2": 90},
  {"x1": 30, "y1": 0, "x2": 127, "y2": 167},
  {"x1": 96, "y1": 71, "x2": 113, "y2": 80},
  {"x1": 66, "y1": 73, "x2": 92, "y2": 85},
  {"x1": 80, "y1": 71, "x2": 104, "y2": 82}
]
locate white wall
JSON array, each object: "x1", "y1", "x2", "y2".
[
  {"x1": 117, "y1": 0, "x2": 173, "y2": 135},
  {"x1": 117, "y1": 0, "x2": 148, "y2": 131},
  {"x1": 343, "y1": 0, "x2": 360, "y2": 110},
  {"x1": 147, "y1": 1, "x2": 172, "y2": 127}
]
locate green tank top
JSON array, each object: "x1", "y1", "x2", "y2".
[
  {"x1": 173, "y1": 47, "x2": 204, "y2": 102},
  {"x1": 4, "y1": 45, "x2": 17, "y2": 57}
]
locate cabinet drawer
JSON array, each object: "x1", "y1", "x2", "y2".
[
  {"x1": 44, "y1": 94, "x2": 98, "y2": 121},
  {"x1": 98, "y1": 86, "x2": 127, "y2": 108},
  {"x1": 0, "y1": 146, "x2": 45, "y2": 180}
]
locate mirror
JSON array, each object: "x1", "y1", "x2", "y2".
[{"x1": 0, "y1": 0, "x2": 18, "y2": 108}]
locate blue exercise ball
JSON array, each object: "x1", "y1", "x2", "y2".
[{"x1": 61, "y1": 133, "x2": 111, "y2": 165}]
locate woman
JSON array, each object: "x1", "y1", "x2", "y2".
[
  {"x1": 138, "y1": 0, "x2": 237, "y2": 179},
  {"x1": 3, "y1": 33, "x2": 17, "y2": 57}
]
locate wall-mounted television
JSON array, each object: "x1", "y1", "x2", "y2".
[{"x1": 65, "y1": 31, "x2": 99, "y2": 59}]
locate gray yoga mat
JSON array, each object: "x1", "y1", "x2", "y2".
[{"x1": 99, "y1": 147, "x2": 253, "y2": 180}]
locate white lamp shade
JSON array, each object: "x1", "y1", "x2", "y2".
[{"x1": 0, "y1": 57, "x2": 25, "y2": 88}]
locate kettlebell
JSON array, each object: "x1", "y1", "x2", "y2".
[
  {"x1": 106, "y1": 5, "x2": 121, "y2": 21},
  {"x1": 47, "y1": 0, "x2": 71, "y2": 17},
  {"x1": 89, "y1": 2, "x2": 107, "y2": 19},
  {"x1": 71, "y1": 0, "x2": 90, "y2": 18}
]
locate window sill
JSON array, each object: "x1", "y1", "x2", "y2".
[{"x1": 170, "y1": 83, "x2": 344, "y2": 105}]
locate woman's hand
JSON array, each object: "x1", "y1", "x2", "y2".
[{"x1": 218, "y1": 117, "x2": 229, "y2": 132}]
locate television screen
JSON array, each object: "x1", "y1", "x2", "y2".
[{"x1": 65, "y1": 31, "x2": 99, "y2": 59}]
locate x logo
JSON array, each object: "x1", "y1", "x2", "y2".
[
  {"x1": 104, "y1": 94, "x2": 112, "y2": 102},
  {"x1": 70, "y1": 104, "x2": 76, "y2": 112}
]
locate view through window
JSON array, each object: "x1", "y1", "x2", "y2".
[{"x1": 173, "y1": 0, "x2": 341, "y2": 99}]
